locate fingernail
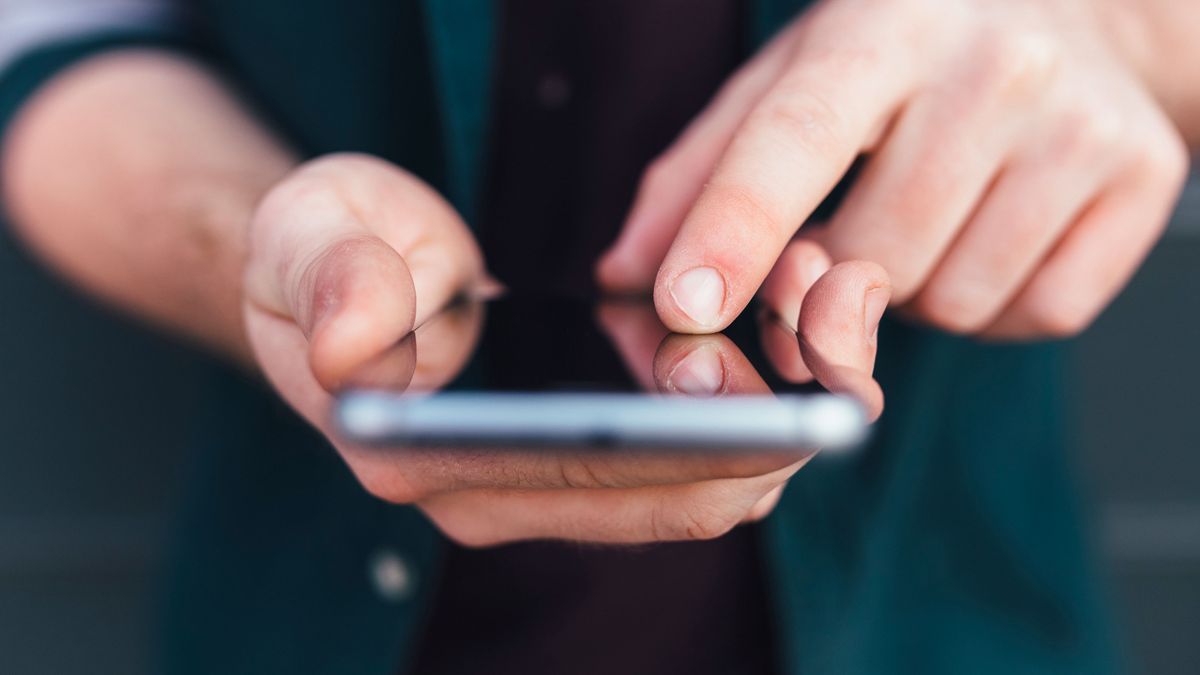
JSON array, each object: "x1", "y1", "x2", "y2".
[
  {"x1": 864, "y1": 287, "x2": 888, "y2": 339},
  {"x1": 669, "y1": 266, "x2": 726, "y2": 328},
  {"x1": 668, "y1": 343, "x2": 725, "y2": 396}
]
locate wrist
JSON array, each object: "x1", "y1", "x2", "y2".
[{"x1": 170, "y1": 167, "x2": 292, "y2": 365}]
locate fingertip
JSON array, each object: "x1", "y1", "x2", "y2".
[
  {"x1": 468, "y1": 275, "x2": 507, "y2": 301},
  {"x1": 334, "y1": 332, "x2": 418, "y2": 391},
  {"x1": 309, "y1": 297, "x2": 415, "y2": 391},
  {"x1": 797, "y1": 260, "x2": 890, "y2": 414},
  {"x1": 304, "y1": 239, "x2": 417, "y2": 391},
  {"x1": 654, "y1": 265, "x2": 734, "y2": 334},
  {"x1": 839, "y1": 368, "x2": 884, "y2": 422},
  {"x1": 797, "y1": 360, "x2": 883, "y2": 422},
  {"x1": 799, "y1": 260, "x2": 890, "y2": 335},
  {"x1": 308, "y1": 306, "x2": 368, "y2": 391}
]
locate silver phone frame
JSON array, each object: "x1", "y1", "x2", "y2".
[{"x1": 335, "y1": 391, "x2": 868, "y2": 451}]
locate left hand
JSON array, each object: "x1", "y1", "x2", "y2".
[{"x1": 597, "y1": 0, "x2": 1190, "y2": 338}]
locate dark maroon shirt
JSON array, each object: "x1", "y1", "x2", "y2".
[{"x1": 409, "y1": 2, "x2": 779, "y2": 674}]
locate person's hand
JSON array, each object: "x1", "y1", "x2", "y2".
[
  {"x1": 253, "y1": 217, "x2": 888, "y2": 545},
  {"x1": 243, "y1": 153, "x2": 487, "y2": 393},
  {"x1": 597, "y1": 0, "x2": 1190, "y2": 338},
  {"x1": 241, "y1": 154, "x2": 887, "y2": 547}
]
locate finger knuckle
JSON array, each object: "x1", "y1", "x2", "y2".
[
  {"x1": 914, "y1": 286, "x2": 997, "y2": 335},
  {"x1": 705, "y1": 182, "x2": 790, "y2": 246},
  {"x1": 1055, "y1": 108, "x2": 1126, "y2": 160},
  {"x1": 974, "y1": 29, "x2": 1060, "y2": 99},
  {"x1": 264, "y1": 173, "x2": 345, "y2": 219},
  {"x1": 1020, "y1": 287, "x2": 1094, "y2": 338},
  {"x1": 258, "y1": 177, "x2": 305, "y2": 210},
  {"x1": 754, "y1": 84, "x2": 846, "y2": 158},
  {"x1": 892, "y1": 157, "x2": 966, "y2": 223},
  {"x1": 791, "y1": 42, "x2": 885, "y2": 82}
]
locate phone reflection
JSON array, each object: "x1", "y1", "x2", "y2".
[
  {"x1": 339, "y1": 299, "x2": 485, "y2": 394},
  {"x1": 334, "y1": 296, "x2": 851, "y2": 452},
  {"x1": 337, "y1": 295, "x2": 826, "y2": 401}
]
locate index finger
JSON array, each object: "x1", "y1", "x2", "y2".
[{"x1": 653, "y1": 20, "x2": 919, "y2": 333}]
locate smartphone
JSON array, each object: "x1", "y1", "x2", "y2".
[{"x1": 333, "y1": 296, "x2": 869, "y2": 451}]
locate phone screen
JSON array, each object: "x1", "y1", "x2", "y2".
[
  {"x1": 333, "y1": 294, "x2": 866, "y2": 450},
  {"x1": 344, "y1": 294, "x2": 828, "y2": 397}
]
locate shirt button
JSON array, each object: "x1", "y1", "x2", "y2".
[
  {"x1": 368, "y1": 549, "x2": 414, "y2": 602},
  {"x1": 536, "y1": 72, "x2": 571, "y2": 110}
]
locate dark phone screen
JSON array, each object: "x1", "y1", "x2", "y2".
[{"x1": 433, "y1": 295, "x2": 826, "y2": 397}]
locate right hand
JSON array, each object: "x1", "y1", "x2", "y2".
[{"x1": 244, "y1": 155, "x2": 887, "y2": 546}]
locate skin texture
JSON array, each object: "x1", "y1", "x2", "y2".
[
  {"x1": 4, "y1": 0, "x2": 1200, "y2": 545},
  {"x1": 3, "y1": 52, "x2": 293, "y2": 362},
  {"x1": 597, "y1": 0, "x2": 1196, "y2": 339}
]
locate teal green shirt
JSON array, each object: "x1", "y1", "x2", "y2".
[{"x1": 0, "y1": 2, "x2": 1115, "y2": 673}]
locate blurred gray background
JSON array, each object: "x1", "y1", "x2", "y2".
[{"x1": 0, "y1": 177, "x2": 1197, "y2": 675}]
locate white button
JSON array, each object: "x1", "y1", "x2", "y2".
[
  {"x1": 368, "y1": 549, "x2": 413, "y2": 602},
  {"x1": 536, "y1": 73, "x2": 571, "y2": 109}
]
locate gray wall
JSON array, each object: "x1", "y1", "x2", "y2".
[
  {"x1": 1073, "y1": 176, "x2": 1200, "y2": 675},
  {"x1": 1, "y1": 178, "x2": 1198, "y2": 674}
]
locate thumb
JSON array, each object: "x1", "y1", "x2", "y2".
[
  {"x1": 797, "y1": 261, "x2": 890, "y2": 421},
  {"x1": 244, "y1": 155, "x2": 483, "y2": 391},
  {"x1": 245, "y1": 193, "x2": 418, "y2": 390},
  {"x1": 297, "y1": 235, "x2": 417, "y2": 391}
]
